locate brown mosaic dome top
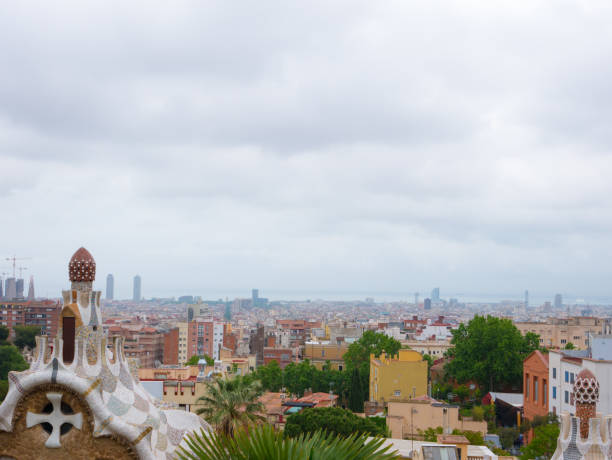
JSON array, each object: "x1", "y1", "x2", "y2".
[
  {"x1": 573, "y1": 368, "x2": 599, "y2": 404},
  {"x1": 69, "y1": 247, "x2": 96, "y2": 282}
]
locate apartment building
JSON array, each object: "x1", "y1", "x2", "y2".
[
  {"x1": 370, "y1": 349, "x2": 428, "y2": 404},
  {"x1": 0, "y1": 299, "x2": 61, "y2": 337},
  {"x1": 515, "y1": 316, "x2": 612, "y2": 349},
  {"x1": 303, "y1": 342, "x2": 348, "y2": 370}
]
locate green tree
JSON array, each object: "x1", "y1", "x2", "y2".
[
  {"x1": 452, "y1": 429, "x2": 484, "y2": 446},
  {"x1": 12, "y1": 325, "x2": 41, "y2": 350},
  {"x1": 498, "y1": 427, "x2": 519, "y2": 450},
  {"x1": 445, "y1": 315, "x2": 539, "y2": 391},
  {"x1": 0, "y1": 325, "x2": 9, "y2": 345},
  {"x1": 284, "y1": 360, "x2": 316, "y2": 397},
  {"x1": 564, "y1": 342, "x2": 575, "y2": 350},
  {"x1": 253, "y1": 360, "x2": 283, "y2": 392},
  {"x1": 343, "y1": 331, "x2": 401, "y2": 401},
  {"x1": 422, "y1": 354, "x2": 434, "y2": 375},
  {"x1": 348, "y1": 367, "x2": 364, "y2": 412},
  {"x1": 0, "y1": 380, "x2": 8, "y2": 402},
  {"x1": 195, "y1": 377, "x2": 264, "y2": 436},
  {"x1": 284, "y1": 407, "x2": 386, "y2": 438},
  {"x1": 520, "y1": 423, "x2": 559, "y2": 460},
  {"x1": 177, "y1": 424, "x2": 399, "y2": 460},
  {"x1": 186, "y1": 355, "x2": 214, "y2": 366},
  {"x1": 471, "y1": 405, "x2": 485, "y2": 421},
  {"x1": 420, "y1": 426, "x2": 444, "y2": 442},
  {"x1": 0, "y1": 344, "x2": 28, "y2": 380}
]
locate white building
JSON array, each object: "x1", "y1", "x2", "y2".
[
  {"x1": 213, "y1": 322, "x2": 224, "y2": 360},
  {"x1": 548, "y1": 349, "x2": 612, "y2": 416}
]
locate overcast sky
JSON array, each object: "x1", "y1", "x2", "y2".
[{"x1": 2, "y1": 1, "x2": 612, "y2": 301}]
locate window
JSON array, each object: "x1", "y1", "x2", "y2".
[
  {"x1": 394, "y1": 390, "x2": 401, "y2": 397},
  {"x1": 543, "y1": 381, "x2": 547, "y2": 405},
  {"x1": 561, "y1": 339, "x2": 567, "y2": 344},
  {"x1": 565, "y1": 391, "x2": 569, "y2": 404},
  {"x1": 570, "y1": 373, "x2": 575, "y2": 384},
  {"x1": 553, "y1": 387, "x2": 557, "y2": 399},
  {"x1": 534, "y1": 378, "x2": 538, "y2": 402},
  {"x1": 525, "y1": 376, "x2": 530, "y2": 398},
  {"x1": 565, "y1": 371, "x2": 569, "y2": 382},
  {"x1": 553, "y1": 368, "x2": 557, "y2": 379},
  {"x1": 321, "y1": 349, "x2": 325, "y2": 357}
]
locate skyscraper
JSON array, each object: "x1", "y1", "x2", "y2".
[
  {"x1": 27, "y1": 276, "x2": 35, "y2": 300},
  {"x1": 431, "y1": 287, "x2": 440, "y2": 302},
  {"x1": 5, "y1": 278, "x2": 16, "y2": 299},
  {"x1": 0, "y1": 277, "x2": 3, "y2": 299},
  {"x1": 106, "y1": 274, "x2": 114, "y2": 300},
  {"x1": 133, "y1": 275, "x2": 141, "y2": 301},
  {"x1": 424, "y1": 298, "x2": 432, "y2": 310},
  {"x1": 554, "y1": 293, "x2": 563, "y2": 309},
  {"x1": 15, "y1": 278, "x2": 24, "y2": 298},
  {"x1": 524, "y1": 290, "x2": 529, "y2": 308},
  {"x1": 252, "y1": 288, "x2": 259, "y2": 305}
]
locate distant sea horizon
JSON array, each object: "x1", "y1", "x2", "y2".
[{"x1": 104, "y1": 288, "x2": 612, "y2": 307}]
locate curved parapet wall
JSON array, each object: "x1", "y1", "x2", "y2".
[{"x1": 551, "y1": 413, "x2": 612, "y2": 460}]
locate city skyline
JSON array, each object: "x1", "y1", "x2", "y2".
[{"x1": 3, "y1": 2, "x2": 612, "y2": 300}]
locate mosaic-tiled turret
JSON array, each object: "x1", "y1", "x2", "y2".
[
  {"x1": 550, "y1": 370, "x2": 610, "y2": 460},
  {"x1": 61, "y1": 247, "x2": 104, "y2": 363},
  {"x1": 0, "y1": 248, "x2": 211, "y2": 459}
]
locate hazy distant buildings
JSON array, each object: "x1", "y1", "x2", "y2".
[
  {"x1": 424, "y1": 298, "x2": 432, "y2": 310},
  {"x1": 251, "y1": 288, "x2": 268, "y2": 308},
  {"x1": 15, "y1": 279, "x2": 24, "y2": 299},
  {"x1": 27, "y1": 276, "x2": 35, "y2": 300},
  {"x1": 525, "y1": 290, "x2": 529, "y2": 308},
  {"x1": 431, "y1": 287, "x2": 440, "y2": 302},
  {"x1": 554, "y1": 293, "x2": 563, "y2": 309},
  {"x1": 0, "y1": 278, "x2": 3, "y2": 298},
  {"x1": 5, "y1": 278, "x2": 16, "y2": 299},
  {"x1": 106, "y1": 274, "x2": 114, "y2": 300},
  {"x1": 133, "y1": 275, "x2": 142, "y2": 301}
]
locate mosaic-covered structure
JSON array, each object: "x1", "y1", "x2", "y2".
[
  {"x1": 0, "y1": 247, "x2": 211, "y2": 459},
  {"x1": 550, "y1": 368, "x2": 612, "y2": 460}
]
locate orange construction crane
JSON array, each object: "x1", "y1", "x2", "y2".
[{"x1": 5, "y1": 256, "x2": 31, "y2": 278}]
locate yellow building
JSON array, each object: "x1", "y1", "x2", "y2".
[
  {"x1": 369, "y1": 349, "x2": 427, "y2": 404},
  {"x1": 303, "y1": 342, "x2": 349, "y2": 370}
]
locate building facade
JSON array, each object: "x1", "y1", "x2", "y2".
[
  {"x1": 0, "y1": 299, "x2": 61, "y2": 338},
  {"x1": 106, "y1": 274, "x2": 114, "y2": 300},
  {"x1": 515, "y1": 316, "x2": 612, "y2": 349},
  {"x1": 523, "y1": 350, "x2": 549, "y2": 442},
  {"x1": 303, "y1": 342, "x2": 348, "y2": 370},
  {"x1": 133, "y1": 274, "x2": 142, "y2": 301},
  {"x1": 369, "y1": 349, "x2": 428, "y2": 404}
]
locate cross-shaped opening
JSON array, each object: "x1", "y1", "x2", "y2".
[{"x1": 40, "y1": 400, "x2": 75, "y2": 436}]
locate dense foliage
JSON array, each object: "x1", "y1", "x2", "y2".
[
  {"x1": 177, "y1": 424, "x2": 399, "y2": 460},
  {"x1": 12, "y1": 325, "x2": 41, "y2": 350},
  {"x1": 520, "y1": 423, "x2": 559, "y2": 460},
  {"x1": 0, "y1": 325, "x2": 9, "y2": 344},
  {"x1": 0, "y1": 344, "x2": 28, "y2": 402},
  {"x1": 445, "y1": 315, "x2": 540, "y2": 391},
  {"x1": 247, "y1": 359, "x2": 348, "y2": 400},
  {"x1": 284, "y1": 407, "x2": 387, "y2": 438},
  {"x1": 195, "y1": 376, "x2": 264, "y2": 436}
]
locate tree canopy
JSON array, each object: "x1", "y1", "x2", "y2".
[
  {"x1": 445, "y1": 315, "x2": 540, "y2": 391},
  {"x1": 0, "y1": 325, "x2": 9, "y2": 345},
  {"x1": 520, "y1": 423, "x2": 559, "y2": 460},
  {"x1": 0, "y1": 344, "x2": 28, "y2": 380},
  {"x1": 12, "y1": 325, "x2": 41, "y2": 350},
  {"x1": 284, "y1": 407, "x2": 387, "y2": 438}
]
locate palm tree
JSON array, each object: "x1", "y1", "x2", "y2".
[
  {"x1": 177, "y1": 424, "x2": 400, "y2": 460},
  {"x1": 195, "y1": 376, "x2": 265, "y2": 436}
]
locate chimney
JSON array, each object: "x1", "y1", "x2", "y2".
[{"x1": 573, "y1": 369, "x2": 599, "y2": 439}]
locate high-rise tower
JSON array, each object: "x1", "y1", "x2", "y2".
[
  {"x1": 27, "y1": 276, "x2": 35, "y2": 300},
  {"x1": 0, "y1": 277, "x2": 3, "y2": 298},
  {"x1": 5, "y1": 277, "x2": 16, "y2": 299},
  {"x1": 431, "y1": 287, "x2": 440, "y2": 302},
  {"x1": 554, "y1": 293, "x2": 563, "y2": 309},
  {"x1": 106, "y1": 274, "x2": 114, "y2": 300},
  {"x1": 133, "y1": 275, "x2": 141, "y2": 301},
  {"x1": 15, "y1": 279, "x2": 24, "y2": 298}
]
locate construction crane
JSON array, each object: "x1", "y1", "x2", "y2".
[
  {"x1": 17, "y1": 266, "x2": 28, "y2": 278},
  {"x1": 5, "y1": 256, "x2": 31, "y2": 277}
]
